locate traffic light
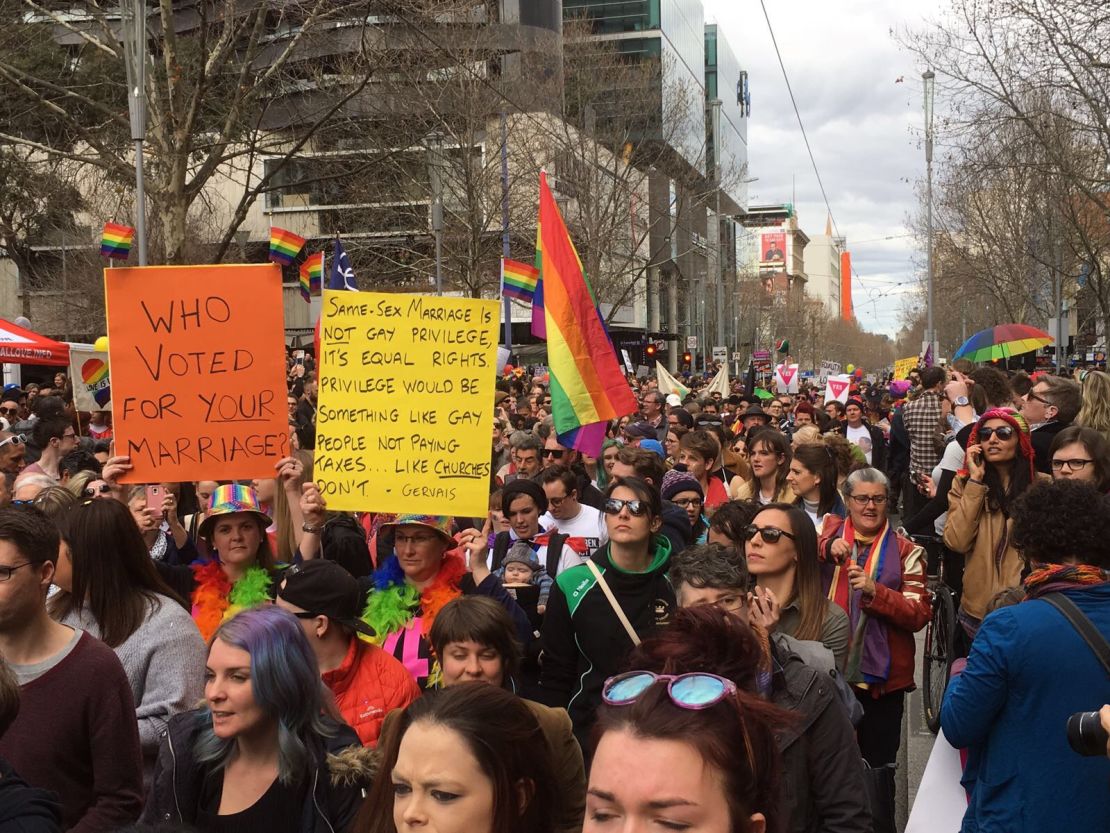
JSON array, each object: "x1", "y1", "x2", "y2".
[
  {"x1": 645, "y1": 342, "x2": 657, "y2": 360},
  {"x1": 683, "y1": 351, "x2": 693, "y2": 367}
]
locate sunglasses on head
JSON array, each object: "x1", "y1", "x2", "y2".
[
  {"x1": 0, "y1": 434, "x2": 25, "y2": 450},
  {"x1": 978, "y1": 425, "x2": 1015, "y2": 441},
  {"x1": 744, "y1": 524, "x2": 796, "y2": 544},
  {"x1": 603, "y1": 497, "x2": 650, "y2": 517},
  {"x1": 603, "y1": 670, "x2": 737, "y2": 709}
]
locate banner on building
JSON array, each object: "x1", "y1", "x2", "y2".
[{"x1": 761, "y1": 231, "x2": 786, "y2": 265}]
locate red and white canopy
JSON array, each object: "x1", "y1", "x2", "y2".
[{"x1": 0, "y1": 319, "x2": 70, "y2": 366}]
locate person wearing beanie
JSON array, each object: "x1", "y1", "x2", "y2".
[
  {"x1": 497, "y1": 540, "x2": 554, "y2": 612},
  {"x1": 942, "y1": 408, "x2": 1051, "y2": 639},
  {"x1": 839, "y1": 398, "x2": 887, "y2": 470},
  {"x1": 661, "y1": 469, "x2": 708, "y2": 544}
]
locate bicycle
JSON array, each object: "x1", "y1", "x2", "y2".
[{"x1": 910, "y1": 533, "x2": 964, "y2": 734}]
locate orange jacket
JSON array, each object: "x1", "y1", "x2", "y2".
[{"x1": 322, "y1": 637, "x2": 421, "y2": 746}]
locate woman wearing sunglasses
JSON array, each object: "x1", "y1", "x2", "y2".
[
  {"x1": 818, "y1": 468, "x2": 930, "y2": 773},
  {"x1": 943, "y1": 409, "x2": 1050, "y2": 638},
  {"x1": 540, "y1": 477, "x2": 675, "y2": 747},
  {"x1": 586, "y1": 662, "x2": 788, "y2": 833},
  {"x1": 745, "y1": 504, "x2": 849, "y2": 670}
]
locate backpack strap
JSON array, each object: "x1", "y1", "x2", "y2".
[
  {"x1": 490, "y1": 532, "x2": 512, "y2": 572},
  {"x1": 1041, "y1": 592, "x2": 1110, "y2": 677},
  {"x1": 545, "y1": 533, "x2": 567, "y2": 581}
]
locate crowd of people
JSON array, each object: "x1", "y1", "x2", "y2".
[{"x1": 0, "y1": 356, "x2": 1108, "y2": 833}]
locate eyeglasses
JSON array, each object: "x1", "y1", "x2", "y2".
[
  {"x1": 547, "y1": 493, "x2": 571, "y2": 507},
  {"x1": 0, "y1": 562, "x2": 32, "y2": 582},
  {"x1": 603, "y1": 671, "x2": 737, "y2": 710},
  {"x1": 83, "y1": 484, "x2": 113, "y2": 497},
  {"x1": 603, "y1": 497, "x2": 650, "y2": 517},
  {"x1": 672, "y1": 497, "x2": 703, "y2": 509},
  {"x1": 978, "y1": 425, "x2": 1015, "y2": 441},
  {"x1": 744, "y1": 524, "x2": 795, "y2": 544},
  {"x1": 58, "y1": 432, "x2": 76, "y2": 441},
  {"x1": 542, "y1": 449, "x2": 565, "y2": 459},
  {"x1": 0, "y1": 407, "x2": 18, "y2": 417},
  {"x1": 1026, "y1": 389, "x2": 1053, "y2": 407},
  {"x1": 1052, "y1": 458, "x2": 1093, "y2": 472},
  {"x1": 0, "y1": 434, "x2": 25, "y2": 450},
  {"x1": 706, "y1": 594, "x2": 747, "y2": 613},
  {"x1": 848, "y1": 494, "x2": 888, "y2": 507}
]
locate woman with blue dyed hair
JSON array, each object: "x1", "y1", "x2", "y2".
[{"x1": 141, "y1": 606, "x2": 373, "y2": 831}]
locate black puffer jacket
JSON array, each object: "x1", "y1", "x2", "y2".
[
  {"x1": 0, "y1": 757, "x2": 61, "y2": 833},
  {"x1": 141, "y1": 709, "x2": 373, "y2": 833},
  {"x1": 771, "y1": 641, "x2": 872, "y2": 833}
]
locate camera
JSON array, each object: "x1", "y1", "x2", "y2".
[{"x1": 1066, "y1": 711, "x2": 1109, "y2": 757}]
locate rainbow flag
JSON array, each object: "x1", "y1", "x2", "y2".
[
  {"x1": 269, "y1": 227, "x2": 305, "y2": 266},
  {"x1": 299, "y1": 252, "x2": 323, "y2": 303},
  {"x1": 501, "y1": 258, "x2": 538, "y2": 303},
  {"x1": 530, "y1": 221, "x2": 546, "y2": 338},
  {"x1": 100, "y1": 222, "x2": 135, "y2": 259},
  {"x1": 537, "y1": 171, "x2": 637, "y2": 456}
]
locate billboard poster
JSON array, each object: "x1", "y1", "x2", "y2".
[{"x1": 761, "y1": 231, "x2": 786, "y2": 265}]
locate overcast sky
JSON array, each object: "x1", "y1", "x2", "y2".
[{"x1": 705, "y1": 0, "x2": 938, "y2": 337}]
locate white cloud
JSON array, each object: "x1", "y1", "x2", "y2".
[{"x1": 705, "y1": 0, "x2": 937, "y2": 336}]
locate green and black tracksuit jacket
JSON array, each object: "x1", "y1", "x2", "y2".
[{"x1": 539, "y1": 536, "x2": 675, "y2": 741}]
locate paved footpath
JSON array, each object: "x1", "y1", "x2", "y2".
[{"x1": 897, "y1": 628, "x2": 936, "y2": 831}]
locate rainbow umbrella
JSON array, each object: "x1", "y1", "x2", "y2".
[{"x1": 953, "y1": 323, "x2": 1053, "y2": 362}]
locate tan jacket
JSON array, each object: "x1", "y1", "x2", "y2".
[
  {"x1": 942, "y1": 473, "x2": 1051, "y2": 620},
  {"x1": 729, "y1": 479, "x2": 797, "y2": 505},
  {"x1": 381, "y1": 694, "x2": 586, "y2": 833}
]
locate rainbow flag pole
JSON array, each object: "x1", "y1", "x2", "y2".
[{"x1": 536, "y1": 171, "x2": 637, "y2": 457}]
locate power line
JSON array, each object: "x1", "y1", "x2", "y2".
[{"x1": 758, "y1": 0, "x2": 841, "y2": 241}]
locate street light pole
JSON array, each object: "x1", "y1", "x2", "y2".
[
  {"x1": 122, "y1": 0, "x2": 147, "y2": 266},
  {"x1": 923, "y1": 70, "x2": 936, "y2": 362}
]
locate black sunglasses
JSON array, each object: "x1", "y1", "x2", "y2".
[
  {"x1": 978, "y1": 425, "x2": 1015, "y2": 441},
  {"x1": 542, "y1": 448, "x2": 565, "y2": 458},
  {"x1": 604, "y1": 498, "x2": 650, "y2": 517},
  {"x1": 83, "y1": 484, "x2": 113, "y2": 497},
  {"x1": 744, "y1": 524, "x2": 796, "y2": 544}
]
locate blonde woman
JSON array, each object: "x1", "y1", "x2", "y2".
[{"x1": 1076, "y1": 370, "x2": 1110, "y2": 439}]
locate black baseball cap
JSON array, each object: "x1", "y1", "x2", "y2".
[{"x1": 278, "y1": 560, "x2": 375, "y2": 637}]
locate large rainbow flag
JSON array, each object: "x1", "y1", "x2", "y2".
[{"x1": 537, "y1": 171, "x2": 637, "y2": 455}]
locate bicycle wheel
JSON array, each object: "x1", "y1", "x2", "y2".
[{"x1": 922, "y1": 584, "x2": 956, "y2": 734}]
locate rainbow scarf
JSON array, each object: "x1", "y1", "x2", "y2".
[
  {"x1": 825, "y1": 517, "x2": 902, "y2": 686},
  {"x1": 535, "y1": 171, "x2": 637, "y2": 456},
  {"x1": 100, "y1": 222, "x2": 135, "y2": 259},
  {"x1": 1024, "y1": 562, "x2": 1110, "y2": 600},
  {"x1": 269, "y1": 227, "x2": 306, "y2": 266}
]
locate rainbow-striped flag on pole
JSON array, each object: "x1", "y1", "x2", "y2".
[
  {"x1": 269, "y1": 227, "x2": 306, "y2": 266},
  {"x1": 537, "y1": 171, "x2": 637, "y2": 456},
  {"x1": 501, "y1": 258, "x2": 539, "y2": 303},
  {"x1": 100, "y1": 222, "x2": 135, "y2": 260},
  {"x1": 299, "y1": 252, "x2": 323, "y2": 302}
]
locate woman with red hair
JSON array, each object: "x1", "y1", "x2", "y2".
[{"x1": 943, "y1": 408, "x2": 1050, "y2": 637}]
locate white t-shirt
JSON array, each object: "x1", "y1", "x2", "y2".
[
  {"x1": 845, "y1": 424, "x2": 873, "y2": 464},
  {"x1": 538, "y1": 503, "x2": 607, "y2": 556}
]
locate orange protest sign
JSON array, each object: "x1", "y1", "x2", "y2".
[{"x1": 105, "y1": 264, "x2": 289, "y2": 483}]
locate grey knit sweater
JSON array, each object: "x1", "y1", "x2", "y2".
[{"x1": 60, "y1": 594, "x2": 207, "y2": 759}]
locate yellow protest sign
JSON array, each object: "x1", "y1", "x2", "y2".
[
  {"x1": 315, "y1": 290, "x2": 499, "y2": 516},
  {"x1": 893, "y1": 356, "x2": 918, "y2": 380}
]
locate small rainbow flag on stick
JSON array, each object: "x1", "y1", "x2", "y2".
[
  {"x1": 100, "y1": 222, "x2": 135, "y2": 259},
  {"x1": 501, "y1": 258, "x2": 539, "y2": 303},
  {"x1": 299, "y1": 252, "x2": 323, "y2": 303},
  {"x1": 269, "y1": 227, "x2": 306, "y2": 266}
]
